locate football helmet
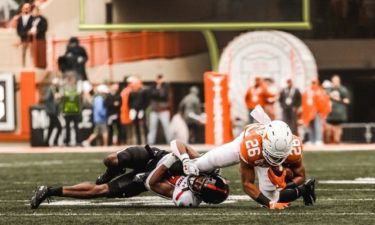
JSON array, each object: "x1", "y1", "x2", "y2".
[
  {"x1": 262, "y1": 120, "x2": 293, "y2": 166},
  {"x1": 188, "y1": 175, "x2": 229, "y2": 204}
]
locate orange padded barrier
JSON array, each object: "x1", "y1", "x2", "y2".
[
  {"x1": 204, "y1": 72, "x2": 233, "y2": 145},
  {"x1": 0, "y1": 71, "x2": 37, "y2": 141}
]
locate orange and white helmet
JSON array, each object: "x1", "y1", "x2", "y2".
[{"x1": 262, "y1": 120, "x2": 293, "y2": 166}]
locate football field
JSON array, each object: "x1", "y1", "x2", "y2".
[{"x1": 1, "y1": 150, "x2": 375, "y2": 225}]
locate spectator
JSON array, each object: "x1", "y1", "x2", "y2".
[
  {"x1": 300, "y1": 79, "x2": 331, "y2": 145},
  {"x1": 326, "y1": 75, "x2": 350, "y2": 143},
  {"x1": 82, "y1": 84, "x2": 109, "y2": 146},
  {"x1": 263, "y1": 78, "x2": 278, "y2": 120},
  {"x1": 60, "y1": 71, "x2": 82, "y2": 146},
  {"x1": 128, "y1": 77, "x2": 147, "y2": 145},
  {"x1": 16, "y1": 3, "x2": 33, "y2": 67},
  {"x1": 279, "y1": 79, "x2": 302, "y2": 134},
  {"x1": 0, "y1": 0, "x2": 19, "y2": 27},
  {"x1": 245, "y1": 76, "x2": 275, "y2": 123},
  {"x1": 179, "y1": 86, "x2": 202, "y2": 143},
  {"x1": 169, "y1": 105, "x2": 189, "y2": 144},
  {"x1": 147, "y1": 74, "x2": 171, "y2": 144},
  {"x1": 58, "y1": 37, "x2": 88, "y2": 80},
  {"x1": 105, "y1": 83, "x2": 122, "y2": 146},
  {"x1": 29, "y1": 6, "x2": 47, "y2": 68},
  {"x1": 43, "y1": 77, "x2": 62, "y2": 146},
  {"x1": 120, "y1": 76, "x2": 133, "y2": 144}
]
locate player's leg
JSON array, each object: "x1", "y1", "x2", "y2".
[
  {"x1": 96, "y1": 146, "x2": 154, "y2": 184},
  {"x1": 279, "y1": 178, "x2": 316, "y2": 206},
  {"x1": 64, "y1": 116, "x2": 71, "y2": 145},
  {"x1": 30, "y1": 183, "x2": 110, "y2": 209},
  {"x1": 107, "y1": 171, "x2": 148, "y2": 198}
]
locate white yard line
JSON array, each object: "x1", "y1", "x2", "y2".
[
  {"x1": 1, "y1": 212, "x2": 374, "y2": 217},
  {"x1": 320, "y1": 178, "x2": 375, "y2": 184},
  {"x1": 2, "y1": 195, "x2": 375, "y2": 205}
]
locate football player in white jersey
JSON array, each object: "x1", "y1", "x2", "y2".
[
  {"x1": 171, "y1": 106, "x2": 316, "y2": 210},
  {"x1": 146, "y1": 153, "x2": 229, "y2": 207}
]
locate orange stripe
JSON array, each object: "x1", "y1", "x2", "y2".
[{"x1": 175, "y1": 190, "x2": 185, "y2": 201}]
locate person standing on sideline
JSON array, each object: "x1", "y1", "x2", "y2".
[
  {"x1": 16, "y1": 3, "x2": 33, "y2": 67},
  {"x1": 61, "y1": 37, "x2": 88, "y2": 80},
  {"x1": 105, "y1": 83, "x2": 122, "y2": 146},
  {"x1": 279, "y1": 79, "x2": 301, "y2": 134},
  {"x1": 301, "y1": 79, "x2": 331, "y2": 145},
  {"x1": 147, "y1": 74, "x2": 171, "y2": 144},
  {"x1": 29, "y1": 6, "x2": 47, "y2": 68},
  {"x1": 179, "y1": 86, "x2": 201, "y2": 143},
  {"x1": 326, "y1": 75, "x2": 350, "y2": 144},
  {"x1": 43, "y1": 77, "x2": 62, "y2": 146},
  {"x1": 82, "y1": 84, "x2": 109, "y2": 146},
  {"x1": 245, "y1": 76, "x2": 275, "y2": 123},
  {"x1": 60, "y1": 72, "x2": 82, "y2": 146}
]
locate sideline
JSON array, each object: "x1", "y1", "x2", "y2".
[{"x1": 1, "y1": 143, "x2": 375, "y2": 154}]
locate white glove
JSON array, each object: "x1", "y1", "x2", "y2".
[{"x1": 181, "y1": 154, "x2": 199, "y2": 176}]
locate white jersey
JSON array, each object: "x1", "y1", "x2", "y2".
[
  {"x1": 172, "y1": 176, "x2": 201, "y2": 207},
  {"x1": 146, "y1": 153, "x2": 202, "y2": 207}
]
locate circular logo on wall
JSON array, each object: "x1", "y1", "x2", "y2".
[{"x1": 218, "y1": 30, "x2": 317, "y2": 122}]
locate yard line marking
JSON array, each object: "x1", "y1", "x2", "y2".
[
  {"x1": 4, "y1": 195, "x2": 375, "y2": 206},
  {"x1": 0, "y1": 159, "x2": 101, "y2": 168},
  {"x1": 1, "y1": 212, "x2": 374, "y2": 217},
  {"x1": 317, "y1": 189, "x2": 375, "y2": 191},
  {"x1": 3, "y1": 195, "x2": 375, "y2": 204},
  {"x1": 320, "y1": 178, "x2": 375, "y2": 184}
]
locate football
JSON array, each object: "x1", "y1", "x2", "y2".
[
  {"x1": 270, "y1": 165, "x2": 284, "y2": 176},
  {"x1": 270, "y1": 166, "x2": 294, "y2": 180}
]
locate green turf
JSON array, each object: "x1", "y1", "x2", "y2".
[{"x1": 1, "y1": 151, "x2": 375, "y2": 225}]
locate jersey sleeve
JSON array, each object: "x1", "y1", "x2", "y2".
[{"x1": 286, "y1": 135, "x2": 303, "y2": 163}]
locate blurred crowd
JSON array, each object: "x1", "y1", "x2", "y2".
[
  {"x1": 244, "y1": 75, "x2": 351, "y2": 145},
  {"x1": 42, "y1": 53, "x2": 203, "y2": 147}
]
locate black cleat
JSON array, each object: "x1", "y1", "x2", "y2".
[
  {"x1": 96, "y1": 168, "x2": 124, "y2": 185},
  {"x1": 30, "y1": 186, "x2": 50, "y2": 209},
  {"x1": 302, "y1": 178, "x2": 316, "y2": 206}
]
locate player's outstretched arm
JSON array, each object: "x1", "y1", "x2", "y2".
[
  {"x1": 240, "y1": 159, "x2": 261, "y2": 200},
  {"x1": 145, "y1": 154, "x2": 176, "y2": 198},
  {"x1": 170, "y1": 140, "x2": 200, "y2": 159}
]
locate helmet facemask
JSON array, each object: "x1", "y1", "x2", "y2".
[{"x1": 187, "y1": 175, "x2": 229, "y2": 204}]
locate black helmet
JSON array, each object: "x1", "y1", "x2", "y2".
[{"x1": 188, "y1": 174, "x2": 229, "y2": 204}]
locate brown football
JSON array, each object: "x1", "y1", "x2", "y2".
[
  {"x1": 270, "y1": 165, "x2": 284, "y2": 176},
  {"x1": 270, "y1": 166, "x2": 294, "y2": 179}
]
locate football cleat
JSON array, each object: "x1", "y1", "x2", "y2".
[
  {"x1": 302, "y1": 178, "x2": 316, "y2": 206},
  {"x1": 30, "y1": 186, "x2": 50, "y2": 209}
]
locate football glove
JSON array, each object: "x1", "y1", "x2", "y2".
[
  {"x1": 267, "y1": 167, "x2": 287, "y2": 189},
  {"x1": 268, "y1": 202, "x2": 290, "y2": 210},
  {"x1": 182, "y1": 158, "x2": 199, "y2": 176}
]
